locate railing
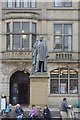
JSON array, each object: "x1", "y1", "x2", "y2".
[
  {"x1": 1, "y1": 51, "x2": 79, "y2": 62},
  {"x1": 56, "y1": 53, "x2": 72, "y2": 59},
  {"x1": 1, "y1": 51, "x2": 32, "y2": 61},
  {"x1": 48, "y1": 51, "x2": 79, "y2": 62}
]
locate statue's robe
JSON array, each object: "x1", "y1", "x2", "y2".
[{"x1": 35, "y1": 40, "x2": 48, "y2": 72}]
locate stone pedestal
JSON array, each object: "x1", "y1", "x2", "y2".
[{"x1": 30, "y1": 73, "x2": 48, "y2": 106}]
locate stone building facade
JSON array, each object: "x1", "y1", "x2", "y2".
[{"x1": 0, "y1": 0, "x2": 80, "y2": 107}]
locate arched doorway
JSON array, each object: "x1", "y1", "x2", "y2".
[{"x1": 10, "y1": 71, "x2": 30, "y2": 105}]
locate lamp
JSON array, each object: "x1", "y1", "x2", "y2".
[{"x1": 22, "y1": 30, "x2": 27, "y2": 39}]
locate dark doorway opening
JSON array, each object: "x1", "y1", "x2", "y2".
[
  {"x1": 18, "y1": 83, "x2": 28, "y2": 104},
  {"x1": 10, "y1": 71, "x2": 30, "y2": 105}
]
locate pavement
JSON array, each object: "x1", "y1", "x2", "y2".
[{"x1": 1, "y1": 107, "x2": 80, "y2": 119}]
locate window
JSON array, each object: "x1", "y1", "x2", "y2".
[
  {"x1": 6, "y1": 23, "x2": 10, "y2": 50},
  {"x1": 70, "y1": 79, "x2": 78, "y2": 94},
  {"x1": 32, "y1": 23, "x2": 37, "y2": 47},
  {"x1": 64, "y1": 0, "x2": 72, "y2": 7},
  {"x1": 7, "y1": 0, "x2": 13, "y2": 7},
  {"x1": 22, "y1": 22, "x2": 30, "y2": 49},
  {"x1": 6, "y1": 21, "x2": 37, "y2": 50},
  {"x1": 23, "y1": 0, "x2": 36, "y2": 8},
  {"x1": 60, "y1": 79, "x2": 68, "y2": 94},
  {"x1": 54, "y1": 0, "x2": 72, "y2": 7},
  {"x1": 54, "y1": 24, "x2": 72, "y2": 51},
  {"x1": 54, "y1": 0, "x2": 62, "y2": 7},
  {"x1": 50, "y1": 68, "x2": 78, "y2": 94},
  {"x1": 70, "y1": 69, "x2": 78, "y2": 94},
  {"x1": 15, "y1": 0, "x2": 21, "y2": 7},
  {"x1": 31, "y1": 0, "x2": 36, "y2": 8},
  {"x1": 50, "y1": 79, "x2": 59, "y2": 94},
  {"x1": 13, "y1": 22, "x2": 30, "y2": 50},
  {"x1": 23, "y1": 0, "x2": 29, "y2": 8},
  {"x1": 7, "y1": 0, "x2": 36, "y2": 8}
]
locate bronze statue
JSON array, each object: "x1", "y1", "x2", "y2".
[{"x1": 32, "y1": 36, "x2": 49, "y2": 73}]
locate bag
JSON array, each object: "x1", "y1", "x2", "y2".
[{"x1": 5, "y1": 105, "x2": 11, "y2": 113}]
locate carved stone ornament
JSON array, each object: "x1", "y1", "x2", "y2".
[{"x1": 2, "y1": 64, "x2": 9, "y2": 75}]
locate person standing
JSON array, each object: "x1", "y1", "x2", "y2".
[{"x1": 60, "y1": 98, "x2": 68, "y2": 120}]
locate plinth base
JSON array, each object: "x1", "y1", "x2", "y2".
[{"x1": 30, "y1": 73, "x2": 48, "y2": 106}]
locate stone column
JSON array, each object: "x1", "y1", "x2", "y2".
[{"x1": 30, "y1": 73, "x2": 48, "y2": 106}]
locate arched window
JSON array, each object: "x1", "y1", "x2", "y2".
[{"x1": 50, "y1": 68, "x2": 78, "y2": 94}]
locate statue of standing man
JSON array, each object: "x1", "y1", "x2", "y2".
[{"x1": 32, "y1": 35, "x2": 49, "y2": 73}]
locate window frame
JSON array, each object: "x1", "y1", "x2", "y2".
[
  {"x1": 53, "y1": 23, "x2": 72, "y2": 51},
  {"x1": 50, "y1": 68, "x2": 78, "y2": 94},
  {"x1": 6, "y1": 21, "x2": 37, "y2": 51},
  {"x1": 7, "y1": 0, "x2": 13, "y2": 7},
  {"x1": 6, "y1": 22, "x2": 11, "y2": 50},
  {"x1": 15, "y1": 0, "x2": 21, "y2": 8},
  {"x1": 30, "y1": 0, "x2": 36, "y2": 8},
  {"x1": 7, "y1": 0, "x2": 36, "y2": 8},
  {"x1": 23, "y1": 0, "x2": 29, "y2": 8},
  {"x1": 54, "y1": 0, "x2": 72, "y2": 7}
]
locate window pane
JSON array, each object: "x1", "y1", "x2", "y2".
[
  {"x1": 60, "y1": 79, "x2": 68, "y2": 94},
  {"x1": 60, "y1": 68, "x2": 68, "y2": 78},
  {"x1": 23, "y1": 0, "x2": 29, "y2": 7},
  {"x1": 64, "y1": 24, "x2": 72, "y2": 35},
  {"x1": 70, "y1": 69, "x2": 78, "y2": 78},
  {"x1": 22, "y1": 35, "x2": 29, "y2": 49},
  {"x1": 13, "y1": 35, "x2": 20, "y2": 49},
  {"x1": 32, "y1": 35, "x2": 36, "y2": 47},
  {"x1": 54, "y1": 24, "x2": 62, "y2": 35},
  {"x1": 7, "y1": 0, "x2": 13, "y2": 7},
  {"x1": 70, "y1": 79, "x2": 78, "y2": 94},
  {"x1": 22, "y1": 22, "x2": 30, "y2": 33},
  {"x1": 31, "y1": 0, "x2": 36, "y2": 8},
  {"x1": 7, "y1": 23, "x2": 10, "y2": 33},
  {"x1": 64, "y1": 0, "x2": 72, "y2": 7},
  {"x1": 13, "y1": 22, "x2": 20, "y2": 33},
  {"x1": 50, "y1": 79, "x2": 59, "y2": 94},
  {"x1": 32, "y1": 23, "x2": 36, "y2": 33},
  {"x1": 54, "y1": 36, "x2": 62, "y2": 50},
  {"x1": 70, "y1": 70, "x2": 78, "y2": 78},
  {"x1": 6, "y1": 35, "x2": 10, "y2": 50},
  {"x1": 64, "y1": 36, "x2": 72, "y2": 51},
  {"x1": 50, "y1": 69, "x2": 59, "y2": 78},
  {"x1": 54, "y1": 0, "x2": 63, "y2": 7},
  {"x1": 15, "y1": 0, "x2": 20, "y2": 7}
]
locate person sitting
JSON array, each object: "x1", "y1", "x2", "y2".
[
  {"x1": 28, "y1": 105, "x2": 38, "y2": 119},
  {"x1": 15, "y1": 104, "x2": 24, "y2": 120},
  {"x1": 5, "y1": 103, "x2": 12, "y2": 117},
  {"x1": 42, "y1": 105, "x2": 51, "y2": 120}
]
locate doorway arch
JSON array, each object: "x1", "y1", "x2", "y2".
[{"x1": 10, "y1": 70, "x2": 30, "y2": 105}]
